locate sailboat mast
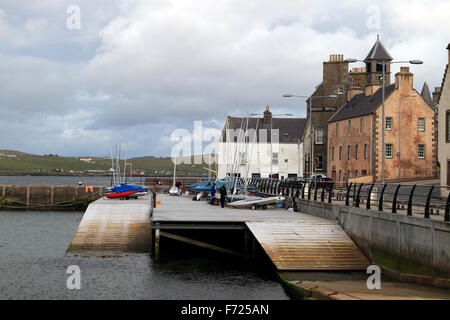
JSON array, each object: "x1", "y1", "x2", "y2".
[
  {"x1": 123, "y1": 143, "x2": 128, "y2": 184},
  {"x1": 173, "y1": 154, "x2": 177, "y2": 188},
  {"x1": 110, "y1": 145, "x2": 116, "y2": 186}
]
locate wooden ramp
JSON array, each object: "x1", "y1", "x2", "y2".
[
  {"x1": 246, "y1": 221, "x2": 370, "y2": 271},
  {"x1": 67, "y1": 196, "x2": 152, "y2": 252}
]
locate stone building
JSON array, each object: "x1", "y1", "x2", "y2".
[
  {"x1": 438, "y1": 44, "x2": 450, "y2": 196},
  {"x1": 302, "y1": 54, "x2": 359, "y2": 177},
  {"x1": 328, "y1": 64, "x2": 436, "y2": 183},
  {"x1": 218, "y1": 106, "x2": 307, "y2": 179}
]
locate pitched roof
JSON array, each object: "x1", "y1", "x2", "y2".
[
  {"x1": 329, "y1": 84, "x2": 396, "y2": 123},
  {"x1": 365, "y1": 37, "x2": 393, "y2": 61},
  {"x1": 221, "y1": 117, "x2": 307, "y2": 143},
  {"x1": 421, "y1": 82, "x2": 433, "y2": 107}
]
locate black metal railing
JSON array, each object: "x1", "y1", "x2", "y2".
[{"x1": 248, "y1": 178, "x2": 450, "y2": 222}]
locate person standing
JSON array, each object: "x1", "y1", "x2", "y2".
[
  {"x1": 219, "y1": 184, "x2": 227, "y2": 208},
  {"x1": 210, "y1": 183, "x2": 216, "y2": 205}
]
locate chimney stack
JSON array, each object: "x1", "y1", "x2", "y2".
[
  {"x1": 347, "y1": 82, "x2": 364, "y2": 101},
  {"x1": 263, "y1": 105, "x2": 272, "y2": 125},
  {"x1": 365, "y1": 84, "x2": 381, "y2": 96},
  {"x1": 395, "y1": 67, "x2": 414, "y2": 91}
]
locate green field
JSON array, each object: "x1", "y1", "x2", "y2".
[{"x1": 0, "y1": 150, "x2": 212, "y2": 176}]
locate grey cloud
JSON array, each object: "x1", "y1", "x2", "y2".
[{"x1": 0, "y1": 0, "x2": 448, "y2": 157}]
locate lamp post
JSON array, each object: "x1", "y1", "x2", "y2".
[
  {"x1": 344, "y1": 58, "x2": 423, "y2": 183},
  {"x1": 398, "y1": 94, "x2": 417, "y2": 180},
  {"x1": 283, "y1": 94, "x2": 338, "y2": 178},
  {"x1": 250, "y1": 111, "x2": 293, "y2": 179}
]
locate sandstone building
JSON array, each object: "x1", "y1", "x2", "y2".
[
  {"x1": 328, "y1": 44, "x2": 436, "y2": 183},
  {"x1": 438, "y1": 44, "x2": 450, "y2": 196}
]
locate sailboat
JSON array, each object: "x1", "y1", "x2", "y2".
[
  {"x1": 169, "y1": 154, "x2": 180, "y2": 196},
  {"x1": 104, "y1": 144, "x2": 148, "y2": 199}
]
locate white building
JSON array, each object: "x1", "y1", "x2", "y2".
[
  {"x1": 438, "y1": 44, "x2": 450, "y2": 197},
  {"x1": 218, "y1": 106, "x2": 307, "y2": 179}
]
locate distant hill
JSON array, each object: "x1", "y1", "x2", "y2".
[{"x1": 0, "y1": 150, "x2": 215, "y2": 176}]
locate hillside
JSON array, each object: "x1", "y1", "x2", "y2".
[{"x1": 0, "y1": 150, "x2": 214, "y2": 176}]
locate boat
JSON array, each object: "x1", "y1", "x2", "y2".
[
  {"x1": 227, "y1": 196, "x2": 285, "y2": 210},
  {"x1": 105, "y1": 184, "x2": 148, "y2": 199},
  {"x1": 104, "y1": 144, "x2": 149, "y2": 200}
]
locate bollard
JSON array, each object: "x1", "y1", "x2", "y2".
[
  {"x1": 345, "y1": 183, "x2": 353, "y2": 206},
  {"x1": 355, "y1": 183, "x2": 363, "y2": 208},
  {"x1": 392, "y1": 185, "x2": 401, "y2": 214},
  {"x1": 407, "y1": 185, "x2": 416, "y2": 216},
  {"x1": 424, "y1": 185, "x2": 434, "y2": 219},
  {"x1": 445, "y1": 191, "x2": 450, "y2": 222}
]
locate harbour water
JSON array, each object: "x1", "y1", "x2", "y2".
[{"x1": 0, "y1": 176, "x2": 289, "y2": 300}]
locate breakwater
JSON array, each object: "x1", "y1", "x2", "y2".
[{"x1": 0, "y1": 185, "x2": 107, "y2": 210}]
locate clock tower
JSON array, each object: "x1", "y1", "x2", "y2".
[{"x1": 364, "y1": 35, "x2": 393, "y2": 86}]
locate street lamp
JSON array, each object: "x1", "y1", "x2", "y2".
[
  {"x1": 344, "y1": 58, "x2": 423, "y2": 183},
  {"x1": 398, "y1": 94, "x2": 417, "y2": 179},
  {"x1": 250, "y1": 111, "x2": 293, "y2": 178},
  {"x1": 283, "y1": 93, "x2": 338, "y2": 178}
]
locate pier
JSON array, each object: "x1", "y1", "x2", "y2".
[
  {"x1": 65, "y1": 191, "x2": 450, "y2": 299},
  {"x1": 152, "y1": 194, "x2": 369, "y2": 271},
  {"x1": 67, "y1": 195, "x2": 152, "y2": 252}
]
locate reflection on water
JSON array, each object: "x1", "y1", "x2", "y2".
[{"x1": 0, "y1": 210, "x2": 289, "y2": 300}]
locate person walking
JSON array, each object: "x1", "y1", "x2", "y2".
[
  {"x1": 219, "y1": 184, "x2": 227, "y2": 208},
  {"x1": 209, "y1": 183, "x2": 216, "y2": 205}
]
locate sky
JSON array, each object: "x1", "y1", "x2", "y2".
[{"x1": 0, "y1": 0, "x2": 448, "y2": 158}]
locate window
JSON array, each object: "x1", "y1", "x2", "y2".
[
  {"x1": 338, "y1": 170, "x2": 342, "y2": 182},
  {"x1": 362, "y1": 170, "x2": 367, "y2": 176},
  {"x1": 332, "y1": 147, "x2": 335, "y2": 161},
  {"x1": 339, "y1": 146, "x2": 342, "y2": 160},
  {"x1": 355, "y1": 144, "x2": 359, "y2": 159},
  {"x1": 360, "y1": 118, "x2": 364, "y2": 132},
  {"x1": 338, "y1": 87, "x2": 344, "y2": 95},
  {"x1": 355, "y1": 170, "x2": 359, "y2": 177},
  {"x1": 446, "y1": 111, "x2": 450, "y2": 142},
  {"x1": 418, "y1": 118, "x2": 425, "y2": 132},
  {"x1": 272, "y1": 152, "x2": 278, "y2": 165},
  {"x1": 284, "y1": 159, "x2": 288, "y2": 163},
  {"x1": 418, "y1": 144, "x2": 425, "y2": 159},
  {"x1": 347, "y1": 145, "x2": 351, "y2": 160},
  {"x1": 364, "y1": 144, "x2": 368, "y2": 159},
  {"x1": 386, "y1": 117, "x2": 393, "y2": 131},
  {"x1": 348, "y1": 120, "x2": 351, "y2": 135},
  {"x1": 347, "y1": 170, "x2": 350, "y2": 180},
  {"x1": 386, "y1": 144, "x2": 393, "y2": 158},
  {"x1": 336, "y1": 123, "x2": 339, "y2": 136},
  {"x1": 315, "y1": 129, "x2": 324, "y2": 145}
]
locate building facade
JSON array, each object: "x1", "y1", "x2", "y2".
[
  {"x1": 328, "y1": 65, "x2": 436, "y2": 183},
  {"x1": 302, "y1": 54, "x2": 352, "y2": 177},
  {"x1": 218, "y1": 106, "x2": 307, "y2": 179},
  {"x1": 438, "y1": 44, "x2": 450, "y2": 196}
]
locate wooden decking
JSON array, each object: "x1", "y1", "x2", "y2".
[
  {"x1": 153, "y1": 194, "x2": 370, "y2": 271},
  {"x1": 67, "y1": 195, "x2": 152, "y2": 252}
]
